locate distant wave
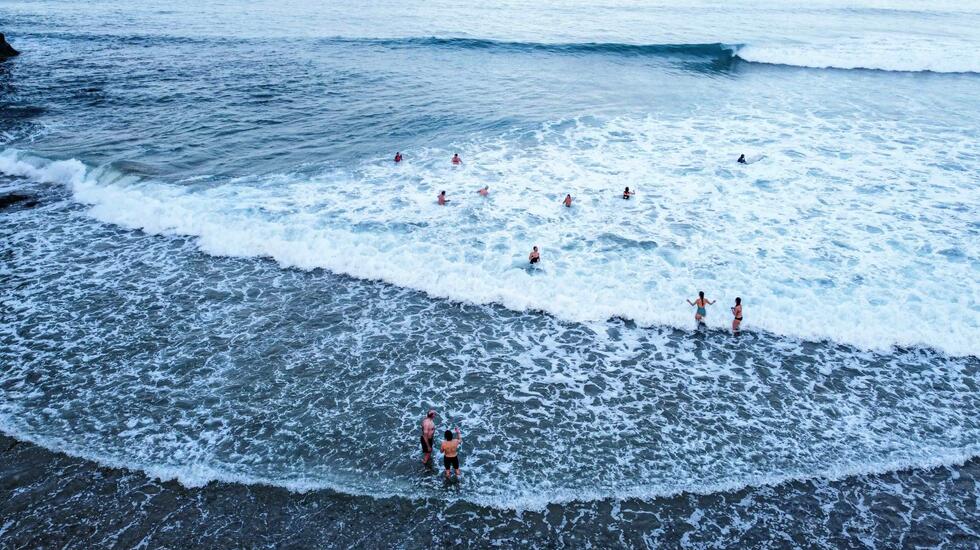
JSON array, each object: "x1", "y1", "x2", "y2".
[
  {"x1": 733, "y1": 43, "x2": 980, "y2": 74},
  {"x1": 354, "y1": 37, "x2": 738, "y2": 58},
  {"x1": 23, "y1": 29, "x2": 980, "y2": 73},
  {"x1": 2, "y1": 422, "x2": 978, "y2": 511}
]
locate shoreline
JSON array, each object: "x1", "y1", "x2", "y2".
[{"x1": 2, "y1": 432, "x2": 976, "y2": 548}]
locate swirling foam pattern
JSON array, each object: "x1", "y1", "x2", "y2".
[
  {"x1": 2, "y1": 188, "x2": 979, "y2": 509},
  {"x1": 3, "y1": 104, "x2": 978, "y2": 356}
]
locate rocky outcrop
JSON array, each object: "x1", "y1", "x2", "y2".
[
  {"x1": 0, "y1": 33, "x2": 19, "y2": 58},
  {"x1": 0, "y1": 193, "x2": 38, "y2": 210}
]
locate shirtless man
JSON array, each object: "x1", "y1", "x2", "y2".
[
  {"x1": 477, "y1": 185, "x2": 489, "y2": 197},
  {"x1": 623, "y1": 186, "x2": 635, "y2": 199},
  {"x1": 451, "y1": 153, "x2": 462, "y2": 165},
  {"x1": 438, "y1": 190, "x2": 447, "y2": 205},
  {"x1": 563, "y1": 194, "x2": 572, "y2": 207},
  {"x1": 528, "y1": 246, "x2": 540, "y2": 264},
  {"x1": 440, "y1": 427, "x2": 462, "y2": 479},
  {"x1": 420, "y1": 410, "x2": 436, "y2": 465}
]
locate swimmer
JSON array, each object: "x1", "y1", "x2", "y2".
[
  {"x1": 420, "y1": 410, "x2": 436, "y2": 465},
  {"x1": 529, "y1": 246, "x2": 540, "y2": 264},
  {"x1": 563, "y1": 194, "x2": 572, "y2": 207},
  {"x1": 441, "y1": 427, "x2": 462, "y2": 479},
  {"x1": 623, "y1": 186, "x2": 635, "y2": 199},
  {"x1": 452, "y1": 153, "x2": 462, "y2": 165},
  {"x1": 687, "y1": 291, "x2": 715, "y2": 324},
  {"x1": 438, "y1": 190, "x2": 447, "y2": 205},
  {"x1": 477, "y1": 185, "x2": 489, "y2": 197},
  {"x1": 737, "y1": 154, "x2": 746, "y2": 164},
  {"x1": 731, "y1": 297, "x2": 743, "y2": 332},
  {"x1": 394, "y1": 152, "x2": 403, "y2": 163}
]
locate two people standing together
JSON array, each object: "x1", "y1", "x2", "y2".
[
  {"x1": 688, "y1": 291, "x2": 744, "y2": 332},
  {"x1": 420, "y1": 410, "x2": 463, "y2": 479}
]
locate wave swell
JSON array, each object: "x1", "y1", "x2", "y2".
[{"x1": 22, "y1": 30, "x2": 980, "y2": 73}]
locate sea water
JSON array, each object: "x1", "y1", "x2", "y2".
[{"x1": 1, "y1": 0, "x2": 979, "y2": 547}]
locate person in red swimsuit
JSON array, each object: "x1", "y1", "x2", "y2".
[
  {"x1": 394, "y1": 152, "x2": 403, "y2": 163},
  {"x1": 451, "y1": 153, "x2": 462, "y2": 165}
]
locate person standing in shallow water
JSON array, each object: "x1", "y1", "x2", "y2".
[
  {"x1": 441, "y1": 427, "x2": 462, "y2": 479},
  {"x1": 451, "y1": 153, "x2": 462, "y2": 165},
  {"x1": 420, "y1": 410, "x2": 436, "y2": 465},
  {"x1": 529, "y1": 246, "x2": 540, "y2": 264},
  {"x1": 687, "y1": 291, "x2": 715, "y2": 325},
  {"x1": 563, "y1": 194, "x2": 572, "y2": 207},
  {"x1": 731, "y1": 297, "x2": 743, "y2": 333},
  {"x1": 623, "y1": 187, "x2": 634, "y2": 199},
  {"x1": 394, "y1": 152, "x2": 403, "y2": 163},
  {"x1": 437, "y1": 190, "x2": 447, "y2": 205}
]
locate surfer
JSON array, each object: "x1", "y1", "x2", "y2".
[
  {"x1": 623, "y1": 186, "x2": 634, "y2": 199},
  {"x1": 438, "y1": 191, "x2": 447, "y2": 205},
  {"x1": 421, "y1": 410, "x2": 436, "y2": 465},
  {"x1": 441, "y1": 427, "x2": 463, "y2": 479},
  {"x1": 477, "y1": 185, "x2": 489, "y2": 197},
  {"x1": 731, "y1": 297, "x2": 743, "y2": 332},
  {"x1": 563, "y1": 194, "x2": 572, "y2": 207},
  {"x1": 529, "y1": 246, "x2": 540, "y2": 264},
  {"x1": 687, "y1": 291, "x2": 715, "y2": 324},
  {"x1": 394, "y1": 152, "x2": 403, "y2": 163},
  {"x1": 452, "y1": 153, "x2": 462, "y2": 165},
  {"x1": 737, "y1": 153, "x2": 746, "y2": 164}
]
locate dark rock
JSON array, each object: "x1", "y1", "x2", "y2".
[
  {"x1": 0, "y1": 193, "x2": 38, "y2": 210},
  {"x1": 0, "y1": 33, "x2": 20, "y2": 58}
]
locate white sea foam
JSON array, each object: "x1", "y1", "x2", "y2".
[
  {"x1": 2, "y1": 417, "x2": 978, "y2": 510},
  {"x1": 2, "y1": 196, "x2": 978, "y2": 510},
  {"x1": 2, "y1": 108, "x2": 978, "y2": 357},
  {"x1": 735, "y1": 39, "x2": 980, "y2": 73}
]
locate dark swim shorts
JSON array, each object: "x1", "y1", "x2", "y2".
[
  {"x1": 443, "y1": 456, "x2": 460, "y2": 470},
  {"x1": 420, "y1": 435, "x2": 433, "y2": 453}
]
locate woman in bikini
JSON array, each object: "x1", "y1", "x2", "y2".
[
  {"x1": 731, "y1": 297, "x2": 743, "y2": 332},
  {"x1": 686, "y1": 291, "x2": 715, "y2": 324}
]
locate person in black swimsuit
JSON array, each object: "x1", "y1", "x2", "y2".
[
  {"x1": 529, "y1": 246, "x2": 540, "y2": 264},
  {"x1": 737, "y1": 154, "x2": 746, "y2": 164}
]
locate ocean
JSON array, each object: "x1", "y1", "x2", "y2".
[{"x1": 1, "y1": 0, "x2": 979, "y2": 547}]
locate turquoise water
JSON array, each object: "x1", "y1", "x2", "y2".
[{"x1": 1, "y1": 1, "x2": 979, "y2": 547}]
